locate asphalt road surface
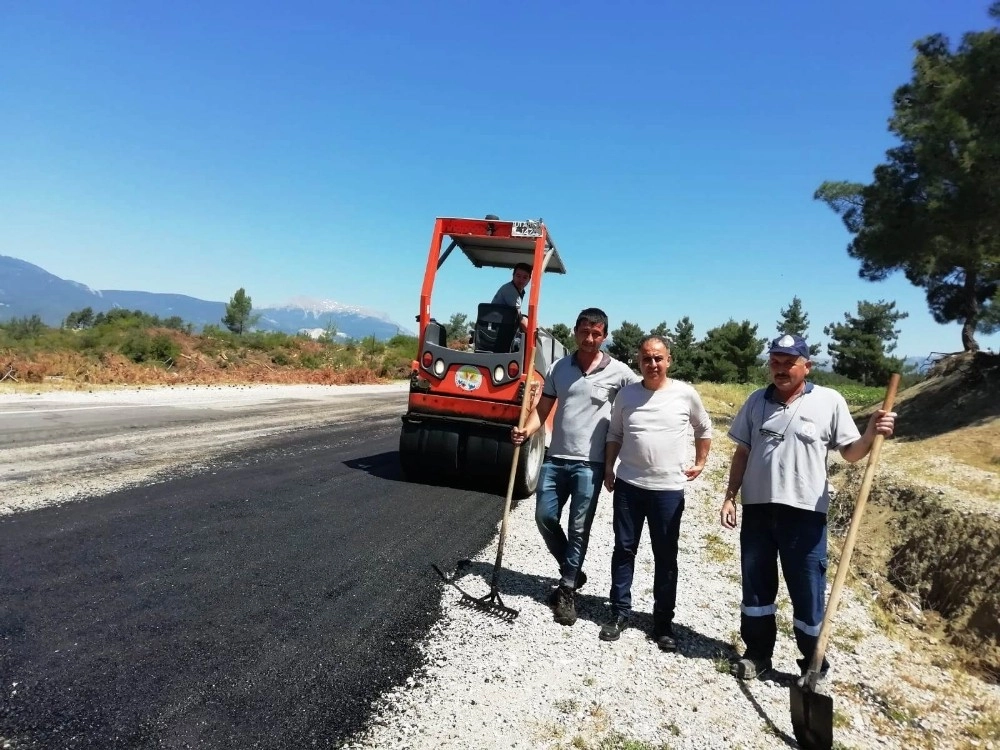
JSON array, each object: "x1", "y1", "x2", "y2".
[{"x1": 0, "y1": 386, "x2": 508, "y2": 749}]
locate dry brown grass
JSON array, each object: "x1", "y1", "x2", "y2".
[
  {"x1": 887, "y1": 426, "x2": 1000, "y2": 501},
  {"x1": 692, "y1": 382, "x2": 757, "y2": 422},
  {"x1": 0, "y1": 346, "x2": 394, "y2": 390}
]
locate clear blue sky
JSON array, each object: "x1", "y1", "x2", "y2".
[{"x1": 3, "y1": 0, "x2": 998, "y2": 359}]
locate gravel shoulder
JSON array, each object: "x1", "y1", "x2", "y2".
[
  {"x1": 0, "y1": 382, "x2": 408, "y2": 515},
  {"x1": 346, "y1": 443, "x2": 1000, "y2": 750}
]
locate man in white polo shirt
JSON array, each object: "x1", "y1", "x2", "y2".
[
  {"x1": 512, "y1": 308, "x2": 638, "y2": 626},
  {"x1": 720, "y1": 334, "x2": 897, "y2": 681}
]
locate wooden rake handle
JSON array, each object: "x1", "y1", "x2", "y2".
[
  {"x1": 809, "y1": 373, "x2": 900, "y2": 674},
  {"x1": 489, "y1": 347, "x2": 538, "y2": 591}
]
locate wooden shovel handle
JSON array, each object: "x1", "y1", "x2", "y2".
[{"x1": 809, "y1": 373, "x2": 900, "y2": 673}]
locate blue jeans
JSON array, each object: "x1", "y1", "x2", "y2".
[
  {"x1": 609, "y1": 480, "x2": 685, "y2": 621},
  {"x1": 535, "y1": 458, "x2": 604, "y2": 588},
  {"x1": 739, "y1": 503, "x2": 828, "y2": 665}
]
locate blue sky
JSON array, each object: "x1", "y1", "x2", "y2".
[{"x1": 2, "y1": 0, "x2": 998, "y2": 359}]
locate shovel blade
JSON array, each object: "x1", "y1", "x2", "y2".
[{"x1": 790, "y1": 684, "x2": 833, "y2": 750}]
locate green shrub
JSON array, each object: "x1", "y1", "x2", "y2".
[
  {"x1": 0, "y1": 315, "x2": 46, "y2": 341},
  {"x1": 386, "y1": 334, "x2": 418, "y2": 361},
  {"x1": 244, "y1": 330, "x2": 294, "y2": 351},
  {"x1": 331, "y1": 349, "x2": 358, "y2": 369},
  {"x1": 828, "y1": 384, "x2": 887, "y2": 409},
  {"x1": 149, "y1": 334, "x2": 180, "y2": 362},
  {"x1": 120, "y1": 332, "x2": 179, "y2": 364},
  {"x1": 299, "y1": 352, "x2": 325, "y2": 369}
]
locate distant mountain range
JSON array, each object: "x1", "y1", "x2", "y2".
[{"x1": 0, "y1": 255, "x2": 412, "y2": 340}]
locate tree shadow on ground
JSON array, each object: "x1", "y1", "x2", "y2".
[{"x1": 440, "y1": 559, "x2": 736, "y2": 662}]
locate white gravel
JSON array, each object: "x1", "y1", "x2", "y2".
[
  {"x1": 0, "y1": 381, "x2": 408, "y2": 409},
  {"x1": 345, "y1": 444, "x2": 1000, "y2": 750}
]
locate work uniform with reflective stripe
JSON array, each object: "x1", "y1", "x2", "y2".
[{"x1": 728, "y1": 383, "x2": 861, "y2": 665}]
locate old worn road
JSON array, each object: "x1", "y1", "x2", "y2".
[{"x1": 0, "y1": 386, "x2": 507, "y2": 749}]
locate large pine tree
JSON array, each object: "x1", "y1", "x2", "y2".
[{"x1": 815, "y1": 6, "x2": 1000, "y2": 352}]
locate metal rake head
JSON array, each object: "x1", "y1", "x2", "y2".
[
  {"x1": 432, "y1": 563, "x2": 519, "y2": 622},
  {"x1": 458, "y1": 592, "x2": 519, "y2": 622}
]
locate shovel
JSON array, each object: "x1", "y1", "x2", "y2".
[
  {"x1": 433, "y1": 356, "x2": 539, "y2": 621},
  {"x1": 791, "y1": 373, "x2": 900, "y2": 750}
]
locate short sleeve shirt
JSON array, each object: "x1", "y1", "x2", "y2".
[
  {"x1": 543, "y1": 353, "x2": 639, "y2": 463},
  {"x1": 728, "y1": 383, "x2": 861, "y2": 514},
  {"x1": 491, "y1": 282, "x2": 523, "y2": 312},
  {"x1": 607, "y1": 380, "x2": 713, "y2": 491}
]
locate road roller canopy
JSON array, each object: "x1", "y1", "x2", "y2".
[{"x1": 436, "y1": 217, "x2": 567, "y2": 275}]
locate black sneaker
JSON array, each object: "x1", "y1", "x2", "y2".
[
  {"x1": 730, "y1": 654, "x2": 772, "y2": 680},
  {"x1": 599, "y1": 615, "x2": 628, "y2": 642},
  {"x1": 552, "y1": 585, "x2": 577, "y2": 626}
]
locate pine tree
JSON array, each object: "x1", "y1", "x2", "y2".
[
  {"x1": 776, "y1": 297, "x2": 822, "y2": 356},
  {"x1": 222, "y1": 288, "x2": 259, "y2": 335},
  {"x1": 823, "y1": 300, "x2": 908, "y2": 385},
  {"x1": 668, "y1": 316, "x2": 700, "y2": 382},
  {"x1": 608, "y1": 321, "x2": 645, "y2": 370},
  {"x1": 698, "y1": 320, "x2": 767, "y2": 384}
]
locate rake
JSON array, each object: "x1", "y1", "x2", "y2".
[{"x1": 432, "y1": 358, "x2": 539, "y2": 621}]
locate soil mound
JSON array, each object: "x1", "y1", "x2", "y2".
[
  {"x1": 838, "y1": 350, "x2": 1000, "y2": 680},
  {"x1": 891, "y1": 351, "x2": 1000, "y2": 439}
]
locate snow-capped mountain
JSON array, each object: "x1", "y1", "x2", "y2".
[
  {"x1": 255, "y1": 297, "x2": 409, "y2": 340},
  {"x1": 270, "y1": 296, "x2": 395, "y2": 321},
  {"x1": 0, "y1": 255, "x2": 412, "y2": 340}
]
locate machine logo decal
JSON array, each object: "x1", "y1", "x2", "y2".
[{"x1": 455, "y1": 365, "x2": 483, "y2": 392}]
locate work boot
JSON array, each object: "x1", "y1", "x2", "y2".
[
  {"x1": 546, "y1": 569, "x2": 587, "y2": 605},
  {"x1": 797, "y1": 657, "x2": 830, "y2": 682},
  {"x1": 551, "y1": 585, "x2": 577, "y2": 626},
  {"x1": 729, "y1": 653, "x2": 772, "y2": 680},
  {"x1": 599, "y1": 614, "x2": 628, "y2": 642}
]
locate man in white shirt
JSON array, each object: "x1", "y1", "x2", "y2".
[{"x1": 600, "y1": 335, "x2": 712, "y2": 650}]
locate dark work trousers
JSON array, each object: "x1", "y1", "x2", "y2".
[
  {"x1": 739, "y1": 503, "x2": 828, "y2": 666},
  {"x1": 608, "y1": 479, "x2": 685, "y2": 625}
]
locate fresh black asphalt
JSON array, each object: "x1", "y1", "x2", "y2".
[{"x1": 0, "y1": 413, "x2": 510, "y2": 749}]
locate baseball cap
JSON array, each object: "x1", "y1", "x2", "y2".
[{"x1": 769, "y1": 334, "x2": 810, "y2": 358}]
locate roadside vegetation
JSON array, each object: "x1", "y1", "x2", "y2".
[{"x1": 0, "y1": 308, "x2": 417, "y2": 387}]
